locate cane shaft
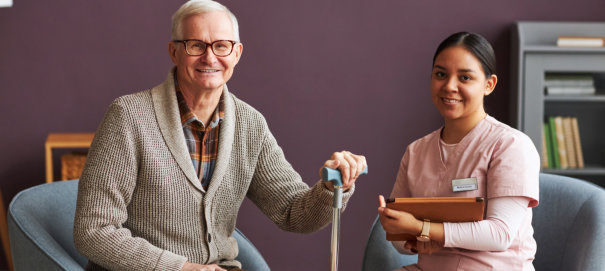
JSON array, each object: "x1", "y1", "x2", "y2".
[
  {"x1": 330, "y1": 186, "x2": 342, "y2": 271},
  {"x1": 321, "y1": 167, "x2": 367, "y2": 271}
]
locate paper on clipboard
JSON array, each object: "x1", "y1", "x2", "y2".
[{"x1": 385, "y1": 197, "x2": 485, "y2": 241}]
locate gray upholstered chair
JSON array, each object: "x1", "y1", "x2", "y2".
[
  {"x1": 531, "y1": 173, "x2": 605, "y2": 271},
  {"x1": 362, "y1": 216, "x2": 417, "y2": 271},
  {"x1": 362, "y1": 173, "x2": 605, "y2": 271},
  {"x1": 8, "y1": 180, "x2": 270, "y2": 271}
]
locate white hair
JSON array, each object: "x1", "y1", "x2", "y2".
[{"x1": 171, "y1": 0, "x2": 240, "y2": 42}]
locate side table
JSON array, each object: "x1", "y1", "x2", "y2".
[{"x1": 45, "y1": 133, "x2": 94, "y2": 183}]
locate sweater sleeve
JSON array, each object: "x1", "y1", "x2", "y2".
[
  {"x1": 245, "y1": 119, "x2": 354, "y2": 233},
  {"x1": 73, "y1": 99, "x2": 187, "y2": 271}
]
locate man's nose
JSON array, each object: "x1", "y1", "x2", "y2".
[{"x1": 199, "y1": 47, "x2": 218, "y2": 62}]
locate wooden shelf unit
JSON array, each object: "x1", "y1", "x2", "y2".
[{"x1": 44, "y1": 133, "x2": 94, "y2": 183}]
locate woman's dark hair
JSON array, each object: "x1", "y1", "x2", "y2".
[{"x1": 432, "y1": 32, "x2": 496, "y2": 77}]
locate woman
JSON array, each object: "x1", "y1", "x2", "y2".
[{"x1": 378, "y1": 32, "x2": 540, "y2": 270}]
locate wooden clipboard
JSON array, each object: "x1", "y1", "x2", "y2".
[{"x1": 385, "y1": 197, "x2": 485, "y2": 241}]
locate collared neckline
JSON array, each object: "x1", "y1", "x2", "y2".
[{"x1": 174, "y1": 72, "x2": 225, "y2": 129}]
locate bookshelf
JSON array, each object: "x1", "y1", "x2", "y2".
[
  {"x1": 45, "y1": 133, "x2": 94, "y2": 183},
  {"x1": 512, "y1": 22, "x2": 605, "y2": 187}
]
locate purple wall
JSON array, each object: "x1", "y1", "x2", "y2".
[{"x1": 0, "y1": 0, "x2": 603, "y2": 269}]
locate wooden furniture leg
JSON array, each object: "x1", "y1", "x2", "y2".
[{"x1": 0, "y1": 188, "x2": 14, "y2": 270}]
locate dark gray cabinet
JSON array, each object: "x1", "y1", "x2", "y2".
[{"x1": 511, "y1": 22, "x2": 605, "y2": 186}]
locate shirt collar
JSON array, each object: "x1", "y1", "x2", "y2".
[{"x1": 174, "y1": 73, "x2": 225, "y2": 129}]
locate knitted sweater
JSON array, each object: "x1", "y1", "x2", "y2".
[{"x1": 73, "y1": 70, "x2": 354, "y2": 270}]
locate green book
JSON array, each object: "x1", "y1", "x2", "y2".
[
  {"x1": 543, "y1": 123, "x2": 553, "y2": 168},
  {"x1": 548, "y1": 117, "x2": 560, "y2": 168}
]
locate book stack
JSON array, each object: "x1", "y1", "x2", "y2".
[
  {"x1": 542, "y1": 116, "x2": 584, "y2": 169},
  {"x1": 544, "y1": 74, "x2": 595, "y2": 95},
  {"x1": 557, "y1": 36, "x2": 605, "y2": 48}
]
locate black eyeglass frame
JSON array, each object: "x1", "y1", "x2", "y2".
[{"x1": 172, "y1": 39, "x2": 238, "y2": 57}]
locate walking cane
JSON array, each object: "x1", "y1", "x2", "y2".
[{"x1": 321, "y1": 166, "x2": 368, "y2": 271}]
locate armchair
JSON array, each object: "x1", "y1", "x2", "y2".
[
  {"x1": 362, "y1": 173, "x2": 605, "y2": 271},
  {"x1": 8, "y1": 180, "x2": 270, "y2": 270}
]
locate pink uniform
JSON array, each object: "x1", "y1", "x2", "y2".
[{"x1": 391, "y1": 116, "x2": 540, "y2": 270}]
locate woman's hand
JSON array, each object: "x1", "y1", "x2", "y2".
[
  {"x1": 378, "y1": 195, "x2": 445, "y2": 254},
  {"x1": 377, "y1": 195, "x2": 423, "y2": 235},
  {"x1": 321, "y1": 151, "x2": 367, "y2": 190},
  {"x1": 404, "y1": 239, "x2": 444, "y2": 255},
  {"x1": 181, "y1": 262, "x2": 227, "y2": 271}
]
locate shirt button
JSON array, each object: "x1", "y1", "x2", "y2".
[{"x1": 207, "y1": 233, "x2": 212, "y2": 243}]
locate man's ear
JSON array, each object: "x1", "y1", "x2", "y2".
[
  {"x1": 233, "y1": 42, "x2": 243, "y2": 65},
  {"x1": 485, "y1": 74, "x2": 498, "y2": 96},
  {"x1": 168, "y1": 41, "x2": 178, "y2": 64}
]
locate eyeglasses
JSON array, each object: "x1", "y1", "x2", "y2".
[{"x1": 173, "y1": 39, "x2": 237, "y2": 57}]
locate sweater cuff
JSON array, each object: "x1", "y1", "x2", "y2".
[
  {"x1": 340, "y1": 184, "x2": 355, "y2": 211},
  {"x1": 155, "y1": 250, "x2": 188, "y2": 271},
  {"x1": 320, "y1": 181, "x2": 356, "y2": 194},
  {"x1": 341, "y1": 184, "x2": 355, "y2": 197},
  {"x1": 317, "y1": 180, "x2": 355, "y2": 207}
]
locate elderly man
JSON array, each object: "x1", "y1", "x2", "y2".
[{"x1": 73, "y1": 1, "x2": 366, "y2": 270}]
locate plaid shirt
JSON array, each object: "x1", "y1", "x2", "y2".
[{"x1": 175, "y1": 86, "x2": 224, "y2": 191}]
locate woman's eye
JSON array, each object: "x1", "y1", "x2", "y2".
[
  {"x1": 434, "y1": 71, "x2": 446, "y2": 78},
  {"x1": 461, "y1": 75, "x2": 471, "y2": 81}
]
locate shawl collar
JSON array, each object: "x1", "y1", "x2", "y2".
[
  {"x1": 151, "y1": 69, "x2": 235, "y2": 194},
  {"x1": 205, "y1": 85, "x2": 235, "y2": 198}
]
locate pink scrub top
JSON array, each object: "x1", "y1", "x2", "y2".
[{"x1": 391, "y1": 116, "x2": 540, "y2": 271}]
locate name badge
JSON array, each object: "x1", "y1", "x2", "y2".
[{"x1": 452, "y1": 177, "x2": 478, "y2": 192}]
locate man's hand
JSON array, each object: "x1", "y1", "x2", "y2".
[
  {"x1": 321, "y1": 151, "x2": 367, "y2": 190},
  {"x1": 181, "y1": 262, "x2": 227, "y2": 271}
]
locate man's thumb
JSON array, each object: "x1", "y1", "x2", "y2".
[{"x1": 325, "y1": 159, "x2": 340, "y2": 169}]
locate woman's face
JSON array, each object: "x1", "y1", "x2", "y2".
[{"x1": 430, "y1": 46, "x2": 497, "y2": 124}]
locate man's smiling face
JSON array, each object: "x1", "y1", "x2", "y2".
[{"x1": 169, "y1": 11, "x2": 242, "y2": 94}]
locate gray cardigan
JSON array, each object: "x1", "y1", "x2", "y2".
[{"x1": 73, "y1": 70, "x2": 354, "y2": 270}]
